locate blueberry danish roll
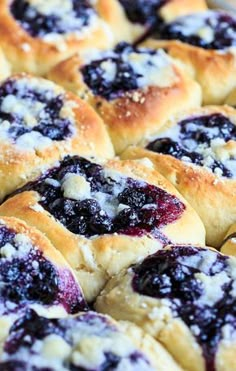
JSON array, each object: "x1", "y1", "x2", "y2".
[
  {"x1": 49, "y1": 42, "x2": 201, "y2": 154},
  {"x1": 0, "y1": 216, "x2": 87, "y2": 344},
  {"x1": 144, "y1": 10, "x2": 236, "y2": 104},
  {"x1": 0, "y1": 155, "x2": 205, "y2": 301},
  {"x1": 0, "y1": 0, "x2": 115, "y2": 75},
  {"x1": 0, "y1": 74, "x2": 113, "y2": 201},
  {"x1": 96, "y1": 245, "x2": 236, "y2": 371},
  {"x1": 122, "y1": 105, "x2": 236, "y2": 247},
  {"x1": 0, "y1": 309, "x2": 183, "y2": 370}
]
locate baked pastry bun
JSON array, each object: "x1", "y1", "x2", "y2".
[
  {"x1": 143, "y1": 10, "x2": 236, "y2": 104},
  {"x1": 144, "y1": 10, "x2": 236, "y2": 104},
  {"x1": 0, "y1": 155, "x2": 205, "y2": 301},
  {"x1": 0, "y1": 216, "x2": 87, "y2": 344},
  {"x1": 121, "y1": 105, "x2": 236, "y2": 247},
  {"x1": 0, "y1": 309, "x2": 183, "y2": 370},
  {"x1": 0, "y1": 73, "x2": 114, "y2": 201},
  {"x1": 49, "y1": 42, "x2": 202, "y2": 154},
  {"x1": 0, "y1": 0, "x2": 116, "y2": 75},
  {"x1": 100, "y1": 0, "x2": 207, "y2": 43},
  {"x1": 96, "y1": 244, "x2": 236, "y2": 371}
]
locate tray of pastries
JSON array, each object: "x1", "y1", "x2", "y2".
[{"x1": 0, "y1": 1, "x2": 236, "y2": 370}]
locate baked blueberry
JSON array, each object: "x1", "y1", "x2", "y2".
[
  {"x1": 0, "y1": 76, "x2": 74, "y2": 144},
  {"x1": 11, "y1": 0, "x2": 96, "y2": 38},
  {"x1": 16, "y1": 155, "x2": 185, "y2": 240},
  {"x1": 0, "y1": 309, "x2": 154, "y2": 370},
  {"x1": 0, "y1": 220, "x2": 87, "y2": 317},
  {"x1": 160, "y1": 11, "x2": 236, "y2": 50},
  {"x1": 147, "y1": 114, "x2": 236, "y2": 178},
  {"x1": 132, "y1": 246, "x2": 236, "y2": 370},
  {"x1": 118, "y1": 0, "x2": 168, "y2": 25},
  {"x1": 81, "y1": 42, "x2": 174, "y2": 100}
]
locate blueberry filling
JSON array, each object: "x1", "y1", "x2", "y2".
[
  {"x1": 11, "y1": 0, "x2": 96, "y2": 38},
  {"x1": 14, "y1": 155, "x2": 185, "y2": 240},
  {"x1": 178, "y1": 114, "x2": 236, "y2": 144},
  {"x1": 118, "y1": 0, "x2": 168, "y2": 25},
  {"x1": 0, "y1": 224, "x2": 87, "y2": 315},
  {"x1": 0, "y1": 77, "x2": 74, "y2": 142},
  {"x1": 160, "y1": 11, "x2": 236, "y2": 50},
  {"x1": 0, "y1": 226, "x2": 16, "y2": 247},
  {"x1": 147, "y1": 113, "x2": 236, "y2": 178},
  {"x1": 132, "y1": 246, "x2": 236, "y2": 370},
  {"x1": 0, "y1": 310, "x2": 153, "y2": 370},
  {"x1": 81, "y1": 42, "x2": 172, "y2": 100}
]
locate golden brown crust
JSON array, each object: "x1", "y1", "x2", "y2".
[
  {"x1": 0, "y1": 0, "x2": 115, "y2": 75},
  {"x1": 48, "y1": 50, "x2": 202, "y2": 154},
  {"x1": 0, "y1": 159, "x2": 205, "y2": 301},
  {"x1": 121, "y1": 105, "x2": 236, "y2": 248},
  {"x1": 95, "y1": 245, "x2": 235, "y2": 371},
  {"x1": 143, "y1": 39, "x2": 236, "y2": 105},
  {"x1": 0, "y1": 73, "x2": 114, "y2": 201},
  {"x1": 221, "y1": 223, "x2": 236, "y2": 256},
  {"x1": 95, "y1": 0, "x2": 136, "y2": 43}
]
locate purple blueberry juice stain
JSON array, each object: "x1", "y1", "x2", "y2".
[
  {"x1": 0, "y1": 309, "x2": 153, "y2": 370},
  {"x1": 11, "y1": 0, "x2": 96, "y2": 38},
  {"x1": 0, "y1": 224, "x2": 87, "y2": 315},
  {"x1": 147, "y1": 113, "x2": 236, "y2": 178},
  {"x1": 118, "y1": 0, "x2": 169, "y2": 25},
  {"x1": 0, "y1": 77, "x2": 74, "y2": 142},
  {"x1": 14, "y1": 155, "x2": 185, "y2": 241},
  {"x1": 81, "y1": 42, "x2": 169, "y2": 100},
  {"x1": 132, "y1": 246, "x2": 236, "y2": 370},
  {"x1": 160, "y1": 11, "x2": 236, "y2": 50}
]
